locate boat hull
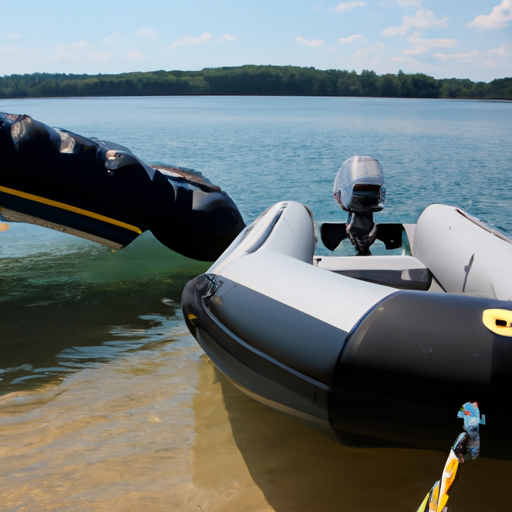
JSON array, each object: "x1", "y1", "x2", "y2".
[
  {"x1": 182, "y1": 201, "x2": 512, "y2": 457},
  {"x1": 183, "y1": 272, "x2": 512, "y2": 456}
]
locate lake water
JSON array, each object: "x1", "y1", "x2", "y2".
[{"x1": 0, "y1": 96, "x2": 511, "y2": 511}]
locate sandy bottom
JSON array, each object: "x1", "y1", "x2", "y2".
[{"x1": 1, "y1": 329, "x2": 511, "y2": 511}]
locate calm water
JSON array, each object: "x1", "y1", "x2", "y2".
[{"x1": 0, "y1": 96, "x2": 511, "y2": 511}]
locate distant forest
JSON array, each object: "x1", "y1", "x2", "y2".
[{"x1": 1, "y1": 65, "x2": 511, "y2": 100}]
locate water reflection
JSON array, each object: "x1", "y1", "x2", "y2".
[
  {"x1": 0, "y1": 286, "x2": 185, "y2": 393},
  {"x1": 0, "y1": 330, "x2": 202, "y2": 510},
  {"x1": 198, "y1": 360, "x2": 512, "y2": 512},
  {"x1": 1, "y1": 344, "x2": 512, "y2": 510},
  {"x1": 0, "y1": 226, "x2": 208, "y2": 394}
]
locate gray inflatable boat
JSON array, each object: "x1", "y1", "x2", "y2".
[{"x1": 183, "y1": 158, "x2": 512, "y2": 458}]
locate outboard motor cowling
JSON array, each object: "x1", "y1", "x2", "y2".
[{"x1": 333, "y1": 156, "x2": 386, "y2": 255}]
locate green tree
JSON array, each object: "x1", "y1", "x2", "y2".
[
  {"x1": 360, "y1": 69, "x2": 378, "y2": 96},
  {"x1": 336, "y1": 71, "x2": 361, "y2": 96},
  {"x1": 0, "y1": 66, "x2": 510, "y2": 100},
  {"x1": 379, "y1": 74, "x2": 401, "y2": 97}
]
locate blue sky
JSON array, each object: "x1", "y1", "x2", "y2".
[{"x1": 1, "y1": 0, "x2": 511, "y2": 81}]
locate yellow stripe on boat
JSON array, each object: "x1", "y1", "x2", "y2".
[
  {"x1": 482, "y1": 309, "x2": 512, "y2": 337},
  {"x1": 0, "y1": 185, "x2": 142, "y2": 234}
]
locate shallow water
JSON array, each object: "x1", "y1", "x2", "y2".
[
  {"x1": 1, "y1": 96, "x2": 512, "y2": 510},
  {"x1": 2, "y1": 351, "x2": 512, "y2": 511}
]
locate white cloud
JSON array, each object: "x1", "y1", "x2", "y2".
[
  {"x1": 393, "y1": 56, "x2": 418, "y2": 63},
  {"x1": 483, "y1": 45, "x2": 511, "y2": 69},
  {"x1": 137, "y1": 27, "x2": 159, "y2": 39},
  {"x1": 5, "y1": 32, "x2": 21, "y2": 40},
  {"x1": 102, "y1": 32, "x2": 123, "y2": 45},
  {"x1": 483, "y1": 59, "x2": 504, "y2": 68},
  {"x1": 169, "y1": 33, "x2": 212, "y2": 49},
  {"x1": 334, "y1": 2, "x2": 366, "y2": 13},
  {"x1": 466, "y1": 0, "x2": 512, "y2": 31},
  {"x1": 127, "y1": 51, "x2": 145, "y2": 60},
  {"x1": 488, "y1": 44, "x2": 509, "y2": 56},
  {"x1": 338, "y1": 34, "x2": 367, "y2": 44},
  {"x1": 89, "y1": 52, "x2": 110, "y2": 63},
  {"x1": 403, "y1": 34, "x2": 456, "y2": 54},
  {"x1": 386, "y1": 0, "x2": 421, "y2": 6},
  {"x1": 51, "y1": 40, "x2": 93, "y2": 63},
  {"x1": 1, "y1": 37, "x2": 157, "y2": 74},
  {"x1": 71, "y1": 40, "x2": 92, "y2": 50},
  {"x1": 383, "y1": 9, "x2": 448, "y2": 37},
  {"x1": 219, "y1": 34, "x2": 237, "y2": 42},
  {"x1": 353, "y1": 41, "x2": 385, "y2": 63},
  {"x1": 296, "y1": 36, "x2": 324, "y2": 47},
  {"x1": 483, "y1": 44, "x2": 510, "y2": 67},
  {"x1": 433, "y1": 50, "x2": 480, "y2": 62}
]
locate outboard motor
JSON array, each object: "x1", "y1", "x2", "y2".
[{"x1": 333, "y1": 156, "x2": 386, "y2": 255}]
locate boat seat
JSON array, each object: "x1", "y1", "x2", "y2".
[{"x1": 314, "y1": 255, "x2": 432, "y2": 291}]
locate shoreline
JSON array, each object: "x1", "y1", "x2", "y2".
[{"x1": 2, "y1": 94, "x2": 511, "y2": 102}]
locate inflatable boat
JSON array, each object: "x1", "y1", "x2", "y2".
[
  {"x1": 182, "y1": 157, "x2": 512, "y2": 458},
  {"x1": 0, "y1": 112, "x2": 245, "y2": 261}
]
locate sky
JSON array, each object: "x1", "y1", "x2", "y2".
[{"x1": 1, "y1": 0, "x2": 511, "y2": 82}]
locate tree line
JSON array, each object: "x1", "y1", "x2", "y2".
[{"x1": 0, "y1": 65, "x2": 510, "y2": 100}]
